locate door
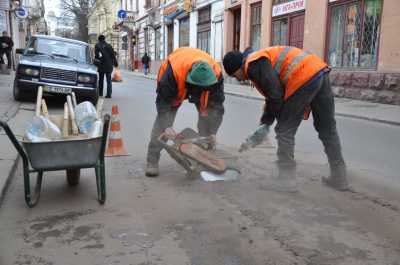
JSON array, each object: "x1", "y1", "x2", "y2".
[
  {"x1": 289, "y1": 14, "x2": 304, "y2": 48},
  {"x1": 233, "y1": 9, "x2": 241, "y2": 50},
  {"x1": 167, "y1": 24, "x2": 174, "y2": 55}
]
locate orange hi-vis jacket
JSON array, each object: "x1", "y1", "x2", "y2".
[
  {"x1": 157, "y1": 47, "x2": 221, "y2": 116},
  {"x1": 244, "y1": 46, "x2": 329, "y2": 119},
  {"x1": 244, "y1": 46, "x2": 329, "y2": 100}
]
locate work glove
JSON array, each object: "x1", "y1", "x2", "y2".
[
  {"x1": 209, "y1": 134, "x2": 218, "y2": 149},
  {"x1": 165, "y1": 127, "x2": 177, "y2": 141},
  {"x1": 260, "y1": 103, "x2": 275, "y2": 126}
]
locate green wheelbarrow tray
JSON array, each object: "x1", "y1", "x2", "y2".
[
  {"x1": 0, "y1": 114, "x2": 111, "y2": 207},
  {"x1": 158, "y1": 127, "x2": 241, "y2": 181}
]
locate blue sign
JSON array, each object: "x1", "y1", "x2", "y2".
[
  {"x1": 15, "y1": 6, "x2": 29, "y2": 19},
  {"x1": 118, "y1": 10, "x2": 126, "y2": 19}
]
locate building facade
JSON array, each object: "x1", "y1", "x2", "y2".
[
  {"x1": 224, "y1": 0, "x2": 400, "y2": 104},
  {"x1": 1, "y1": 0, "x2": 46, "y2": 68},
  {"x1": 46, "y1": 11, "x2": 76, "y2": 37},
  {"x1": 114, "y1": 0, "x2": 400, "y2": 104},
  {"x1": 2, "y1": 1, "x2": 400, "y2": 104},
  {"x1": 87, "y1": 0, "x2": 119, "y2": 56}
]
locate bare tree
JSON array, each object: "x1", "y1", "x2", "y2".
[
  {"x1": 58, "y1": 0, "x2": 95, "y2": 42},
  {"x1": 54, "y1": 28, "x2": 78, "y2": 39}
]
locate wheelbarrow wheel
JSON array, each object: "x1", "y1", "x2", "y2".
[{"x1": 66, "y1": 169, "x2": 81, "y2": 185}]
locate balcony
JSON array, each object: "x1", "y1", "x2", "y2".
[
  {"x1": 28, "y1": 6, "x2": 43, "y2": 19},
  {"x1": 122, "y1": 11, "x2": 137, "y2": 23},
  {"x1": 89, "y1": 34, "x2": 98, "y2": 41},
  {"x1": 148, "y1": 13, "x2": 161, "y2": 27}
]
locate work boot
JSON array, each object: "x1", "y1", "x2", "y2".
[
  {"x1": 260, "y1": 165, "x2": 298, "y2": 192},
  {"x1": 322, "y1": 164, "x2": 348, "y2": 191},
  {"x1": 145, "y1": 161, "x2": 159, "y2": 177}
]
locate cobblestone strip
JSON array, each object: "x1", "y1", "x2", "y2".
[{"x1": 0, "y1": 74, "x2": 21, "y2": 124}]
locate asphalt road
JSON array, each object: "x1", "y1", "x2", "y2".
[{"x1": 1, "y1": 74, "x2": 399, "y2": 264}]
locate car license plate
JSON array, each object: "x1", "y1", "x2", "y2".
[{"x1": 44, "y1": 86, "x2": 72, "y2": 94}]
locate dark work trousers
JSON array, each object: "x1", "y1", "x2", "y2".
[
  {"x1": 0, "y1": 50, "x2": 12, "y2": 68},
  {"x1": 275, "y1": 72, "x2": 345, "y2": 168},
  {"x1": 98, "y1": 72, "x2": 112, "y2": 96},
  {"x1": 146, "y1": 107, "x2": 179, "y2": 162}
]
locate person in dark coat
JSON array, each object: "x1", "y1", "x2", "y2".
[
  {"x1": 0, "y1": 30, "x2": 14, "y2": 69},
  {"x1": 94, "y1": 35, "x2": 118, "y2": 98},
  {"x1": 142, "y1": 52, "x2": 150, "y2": 75}
]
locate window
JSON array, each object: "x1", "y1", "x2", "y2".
[
  {"x1": 272, "y1": 18, "x2": 288, "y2": 46},
  {"x1": 327, "y1": 0, "x2": 382, "y2": 68},
  {"x1": 167, "y1": 24, "x2": 174, "y2": 55},
  {"x1": 144, "y1": 0, "x2": 152, "y2": 8},
  {"x1": 251, "y1": 4, "x2": 262, "y2": 51},
  {"x1": 274, "y1": 0, "x2": 292, "y2": 3},
  {"x1": 197, "y1": 6, "x2": 211, "y2": 54},
  {"x1": 197, "y1": 31, "x2": 211, "y2": 54},
  {"x1": 179, "y1": 18, "x2": 190, "y2": 47},
  {"x1": 144, "y1": 28, "x2": 148, "y2": 53},
  {"x1": 233, "y1": 9, "x2": 241, "y2": 50},
  {"x1": 155, "y1": 28, "x2": 161, "y2": 60}
]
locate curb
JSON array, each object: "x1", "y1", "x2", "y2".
[{"x1": 126, "y1": 72, "x2": 400, "y2": 127}]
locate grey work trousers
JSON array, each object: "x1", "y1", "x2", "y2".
[
  {"x1": 275, "y1": 72, "x2": 345, "y2": 167},
  {"x1": 147, "y1": 104, "x2": 221, "y2": 163},
  {"x1": 146, "y1": 107, "x2": 179, "y2": 163}
]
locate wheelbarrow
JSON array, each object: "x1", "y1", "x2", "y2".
[
  {"x1": 0, "y1": 114, "x2": 110, "y2": 207},
  {"x1": 158, "y1": 128, "x2": 240, "y2": 181}
]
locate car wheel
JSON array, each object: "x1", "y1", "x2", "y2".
[{"x1": 13, "y1": 79, "x2": 28, "y2": 101}]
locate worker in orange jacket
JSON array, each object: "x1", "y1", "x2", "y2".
[
  {"x1": 223, "y1": 46, "x2": 347, "y2": 192},
  {"x1": 145, "y1": 47, "x2": 225, "y2": 177}
]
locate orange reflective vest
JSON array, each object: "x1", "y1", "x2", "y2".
[
  {"x1": 157, "y1": 47, "x2": 221, "y2": 116},
  {"x1": 244, "y1": 46, "x2": 329, "y2": 119}
]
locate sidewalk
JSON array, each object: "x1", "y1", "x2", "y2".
[{"x1": 125, "y1": 70, "x2": 400, "y2": 126}]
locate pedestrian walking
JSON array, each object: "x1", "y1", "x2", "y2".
[
  {"x1": 223, "y1": 46, "x2": 348, "y2": 192},
  {"x1": 0, "y1": 30, "x2": 14, "y2": 69},
  {"x1": 95, "y1": 35, "x2": 118, "y2": 98},
  {"x1": 142, "y1": 52, "x2": 150, "y2": 75},
  {"x1": 145, "y1": 47, "x2": 225, "y2": 177}
]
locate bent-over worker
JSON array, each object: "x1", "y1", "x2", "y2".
[
  {"x1": 145, "y1": 47, "x2": 225, "y2": 177},
  {"x1": 223, "y1": 46, "x2": 347, "y2": 192}
]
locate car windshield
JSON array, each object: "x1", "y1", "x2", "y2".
[{"x1": 25, "y1": 38, "x2": 91, "y2": 63}]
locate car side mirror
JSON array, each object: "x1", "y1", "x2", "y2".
[
  {"x1": 93, "y1": 59, "x2": 100, "y2": 66},
  {"x1": 16, "y1": 48, "x2": 25, "y2": 54}
]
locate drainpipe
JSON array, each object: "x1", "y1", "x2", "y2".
[{"x1": 163, "y1": 0, "x2": 165, "y2": 60}]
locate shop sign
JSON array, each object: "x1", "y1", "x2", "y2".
[
  {"x1": 163, "y1": 0, "x2": 195, "y2": 19},
  {"x1": 0, "y1": 0, "x2": 10, "y2": 11},
  {"x1": 272, "y1": 0, "x2": 306, "y2": 17}
]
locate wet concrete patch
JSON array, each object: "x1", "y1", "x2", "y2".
[
  {"x1": 110, "y1": 229, "x2": 154, "y2": 248},
  {"x1": 28, "y1": 209, "x2": 97, "y2": 231}
]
